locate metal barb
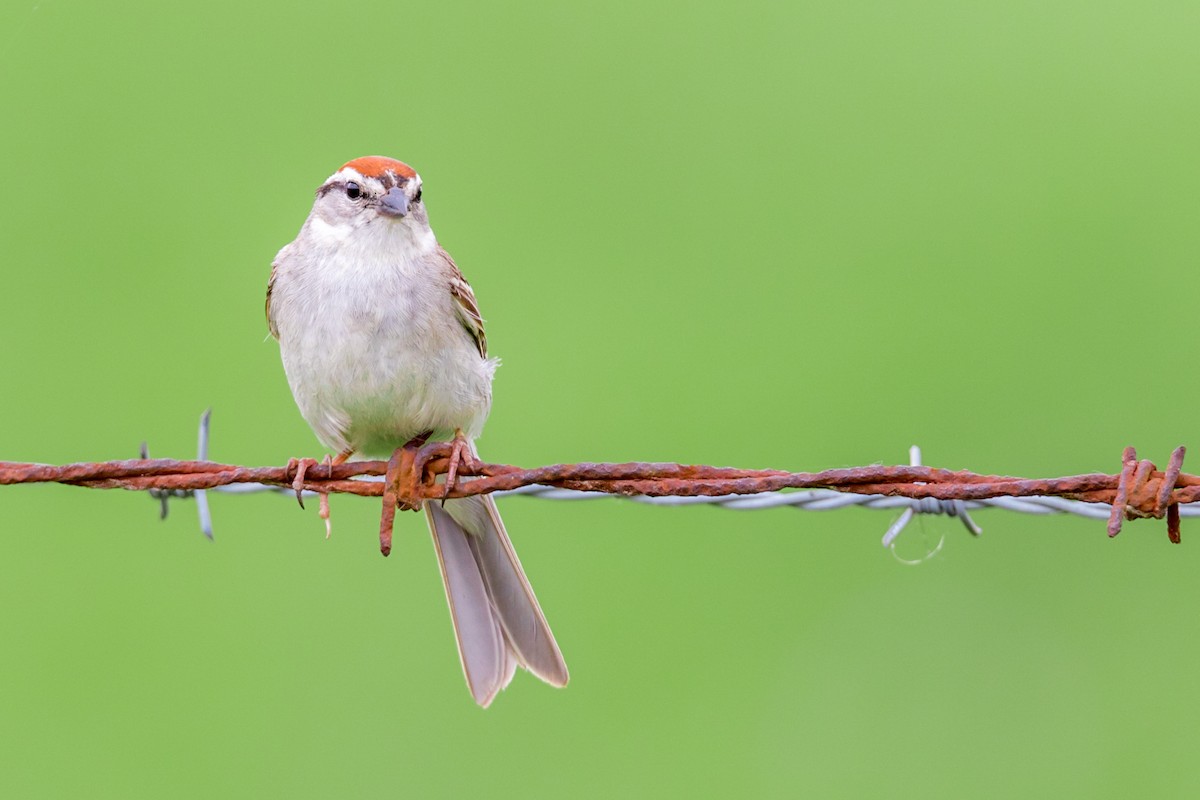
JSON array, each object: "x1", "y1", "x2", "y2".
[
  {"x1": 1105, "y1": 445, "x2": 1185, "y2": 543},
  {"x1": 139, "y1": 410, "x2": 215, "y2": 538},
  {"x1": 141, "y1": 441, "x2": 171, "y2": 521},
  {"x1": 880, "y1": 445, "x2": 982, "y2": 549},
  {"x1": 195, "y1": 409, "x2": 213, "y2": 539}
]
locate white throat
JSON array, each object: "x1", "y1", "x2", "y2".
[{"x1": 307, "y1": 214, "x2": 438, "y2": 258}]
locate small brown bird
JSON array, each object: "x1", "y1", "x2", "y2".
[{"x1": 266, "y1": 156, "x2": 568, "y2": 706}]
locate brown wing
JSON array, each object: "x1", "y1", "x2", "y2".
[
  {"x1": 438, "y1": 246, "x2": 488, "y2": 359},
  {"x1": 266, "y1": 241, "x2": 296, "y2": 340},
  {"x1": 265, "y1": 262, "x2": 280, "y2": 339}
]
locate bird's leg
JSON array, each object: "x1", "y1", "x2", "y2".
[
  {"x1": 318, "y1": 448, "x2": 354, "y2": 539},
  {"x1": 380, "y1": 432, "x2": 433, "y2": 557},
  {"x1": 442, "y1": 428, "x2": 477, "y2": 499},
  {"x1": 395, "y1": 431, "x2": 432, "y2": 510}
]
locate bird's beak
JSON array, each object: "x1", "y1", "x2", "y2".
[{"x1": 379, "y1": 187, "x2": 410, "y2": 217}]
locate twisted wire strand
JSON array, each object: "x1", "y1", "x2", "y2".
[{"x1": 3, "y1": 412, "x2": 1193, "y2": 546}]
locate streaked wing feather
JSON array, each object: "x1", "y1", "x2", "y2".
[
  {"x1": 436, "y1": 247, "x2": 487, "y2": 358},
  {"x1": 265, "y1": 258, "x2": 282, "y2": 340}
]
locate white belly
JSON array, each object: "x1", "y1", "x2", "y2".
[{"x1": 273, "y1": 240, "x2": 495, "y2": 456}]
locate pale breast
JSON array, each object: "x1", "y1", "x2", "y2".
[{"x1": 273, "y1": 240, "x2": 495, "y2": 455}]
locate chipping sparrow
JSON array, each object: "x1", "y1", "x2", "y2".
[{"x1": 266, "y1": 156, "x2": 568, "y2": 707}]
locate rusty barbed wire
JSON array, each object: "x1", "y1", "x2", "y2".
[{"x1": 0, "y1": 412, "x2": 1195, "y2": 549}]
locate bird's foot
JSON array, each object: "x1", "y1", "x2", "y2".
[
  {"x1": 285, "y1": 457, "x2": 321, "y2": 509},
  {"x1": 318, "y1": 449, "x2": 353, "y2": 538},
  {"x1": 442, "y1": 428, "x2": 477, "y2": 501},
  {"x1": 288, "y1": 450, "x2": 353, "y2": 535}
]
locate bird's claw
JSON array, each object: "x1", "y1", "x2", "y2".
[
  {"x1": 318, "y1": 453, "x2": 334, "y2": 538},
  {"x1": 288, "y1": 452, "x2": 349, "y2": 538},
  {"x1": 286, "y1": 457, "x2": 321, "y2": 509},
  {"x1": 442, "y1": 429, "x2": 476, "y2": 501}
]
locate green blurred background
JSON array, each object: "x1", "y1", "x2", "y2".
[{"x1": 1, "y1": 0, "x2": 1197, "y2": 796}]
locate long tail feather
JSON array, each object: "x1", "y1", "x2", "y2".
[
  {"x1": 426, "y1": 492, "x2": 568, "y2": 706},
  {"x1": 426, "y1": 501, "x2": 513, "y2": 707}
]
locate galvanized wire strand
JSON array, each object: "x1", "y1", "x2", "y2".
[{"x1": 206, "y1": 475, "x2": 1194, "y2": 541}]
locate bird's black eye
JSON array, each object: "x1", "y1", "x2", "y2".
[
  {"x1": 414, "y1": 187, "x2": 422, "y2": 203},
  {"x1": 345, "y1": 182, "x2": 362, "y2": 200}
]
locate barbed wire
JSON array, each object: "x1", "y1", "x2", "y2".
[{"x1": 1, "y1": 411, "x2": 1195, "y2": 550}]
